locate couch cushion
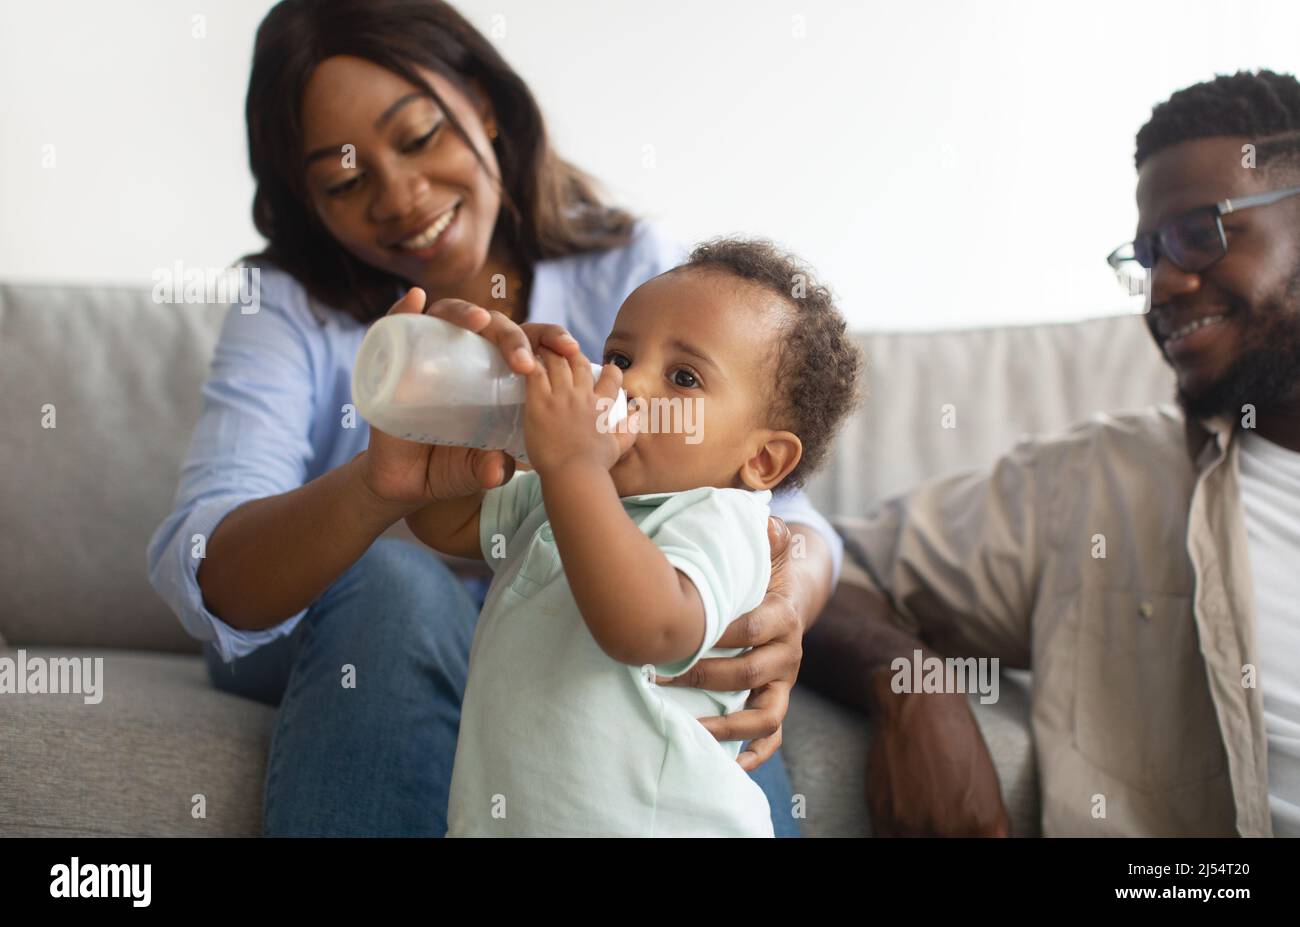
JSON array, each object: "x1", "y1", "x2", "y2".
[
  {"x1": 0, "y1": 646, "x2": 1030, "y2": 837},
  {"x1": 0, "y1": 648, "x2": 269, "y2": 836},
  {"x1": 784, "y1": 673, "x2": 1039, "y2": 836},
  {"x1": 0, "y1": 284, "x2": 227, "y2": 652}
]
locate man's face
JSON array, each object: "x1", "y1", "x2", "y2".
[
  {"x1": 601, "y1": 269, "x2": 790, "y2": 497},
  {"x1": 1136, "y1": 136, "x2": 1300, "y2": 419}
]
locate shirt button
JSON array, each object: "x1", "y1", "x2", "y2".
[
  {"x1": 1139, "y1": 601, "x2": 1154, "y2": 619},
  {"x1": 539, "y1": 523, "x2": 554, "y2": 543}
]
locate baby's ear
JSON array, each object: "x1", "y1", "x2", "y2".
[{"x1": 739, "y1": 430, "x2": 802, "y2": 491}]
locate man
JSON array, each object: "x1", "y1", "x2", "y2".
[{"x1": 803, "y1": 70, "x2": 1300, "y2": 837}]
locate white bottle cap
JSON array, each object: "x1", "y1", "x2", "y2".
[{"x1": 593, "y1": 362, "x2": 630, "y2": 431}]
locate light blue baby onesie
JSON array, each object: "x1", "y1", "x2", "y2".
[{"x1": 446, "y1": 469, "x2": 775, "y2": 837}]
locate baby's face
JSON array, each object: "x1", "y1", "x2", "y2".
[{"x1": 600, "y1": 268, "x2": 799, "y2": 497}]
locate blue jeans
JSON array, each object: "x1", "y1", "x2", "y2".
[{"x1": 205, "y1": 539, "x2": 801, "y2": 837}]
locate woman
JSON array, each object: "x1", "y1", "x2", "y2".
[{"x1": 148, "y1": 0, "x2": 842, "y2": 836}]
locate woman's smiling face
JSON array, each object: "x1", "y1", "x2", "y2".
[{"x1": 299, "y1": 54, "x2": 502, "y2": 291}]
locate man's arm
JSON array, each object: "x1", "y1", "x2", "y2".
[
  {"x1": 801, "y1": 565, "x2": 1012, "y2": 836},
  {"x1": 798, "y1": 440, "x2": 1051, "y2": 836},
  {"x1": 801, "y1": 578, "x2": 924, "y2": 711}
]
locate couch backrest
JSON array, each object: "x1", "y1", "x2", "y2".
[
  {"x1": 802, "y1": 314, "x2": 1176, "y2": 518},
  {"x1": 0, "y1": 282, "x2": 1175, "y2": 651},
  {"x1": 1, "y1": 283, "x2": 225, "y2": 653}
]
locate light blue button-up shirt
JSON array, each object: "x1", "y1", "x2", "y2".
[{"x1": 147, "y1": 221, "x2": 843, "y2": 662}]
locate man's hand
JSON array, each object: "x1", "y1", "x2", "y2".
[
  {"x1": 801, "y1": 578, "x2": 1011, "y2": 835},
  {"x1": 866, "y1": 666, "x2": 1011, "y2": 836},
  {"x1": 656, "y1": 516, "x2": 803, "y2": 771}
]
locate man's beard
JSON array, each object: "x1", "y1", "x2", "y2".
[{"x1": 1176, "y1": 274, "x2": 1300, "y2": 422}]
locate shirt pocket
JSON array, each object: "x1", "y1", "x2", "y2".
[
  {"x1": 507, "y1": 521, "x2": 563, "y2": 598},
  {"x1": 1072, "y1": 589, "x2": 1228, "y2": 788}
]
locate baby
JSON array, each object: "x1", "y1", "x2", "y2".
[{"x1": 407, "y1": 237, "x2": 862, "y2": 836}]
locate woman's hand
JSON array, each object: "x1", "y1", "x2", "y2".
[
  {"x1": 654, "y1": 516, "x2": 804, "y2": 771},
  {"x1": 358, "y1": 287, "x2": 580, "y2": 507}
]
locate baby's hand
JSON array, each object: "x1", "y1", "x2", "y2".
[{"x1": 523, "y1": 347, "x2": 635, "y2": 476}]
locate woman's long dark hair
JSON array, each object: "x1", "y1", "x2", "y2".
[{"x1": 244, "y1": 0, "x2": 636, "y2": 323}]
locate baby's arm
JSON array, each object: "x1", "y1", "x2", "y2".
[
  {"x1": 405, "y1": 492, "x2": 486, "y2": 560},
  {"x1": 541, "y1": 463, "x2": 705, "y2": 667}
]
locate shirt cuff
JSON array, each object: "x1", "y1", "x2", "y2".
[
  {"x1": 150, "y1": 494, "x2": 306, "y2": 663},
  {"x1": 651, "y1": 555, "x2": 720, "y2": 679}
]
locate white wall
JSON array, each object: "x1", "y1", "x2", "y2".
[{"x1": 2, "y1": 0, "x2": 1297, "y2": 330}]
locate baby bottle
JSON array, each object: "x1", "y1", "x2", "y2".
[{"x1": 351, "y1": 313, "x2": 627, "y2": 463}]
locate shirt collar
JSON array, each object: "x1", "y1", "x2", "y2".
[
  {"x1": 621, "y1": 487, "x2": 774, "y2": 505},
  {"x1": 1183, "y1": 412, "x2": 1237, "y2": 470}
]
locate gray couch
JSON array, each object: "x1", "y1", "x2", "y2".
[{"x1": 0, "y1": 281, "x2": 1174, "y2": 836}]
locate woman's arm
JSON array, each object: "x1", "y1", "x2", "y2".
[
  {"x1": 206, "y1": 459, "x2": 487, "y2": 630},
  {"x1": 404, "y1": 491, "x2": 486, "y2": 561},
  {"x1": 785, "y1": 523, "x2": 834, "y2": 629},
  {"x1": 154, "y1": 285, "x2": 579, "y2": 642},
  {"x1": 767, "y1": 484, "x2": 841, "y2": 630},
  {"x1": 198, "y1": 452, "x2": 420, "y2": 630}
]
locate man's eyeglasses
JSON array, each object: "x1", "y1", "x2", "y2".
[{"x1": 1106, "y1": 184, "x2": 1300, "y2": 296}]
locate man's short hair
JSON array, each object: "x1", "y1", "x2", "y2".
[{"x1": 1135, "y1": 69, "x2": 1300, "y2": 180}]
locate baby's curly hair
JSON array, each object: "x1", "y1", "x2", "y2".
[{"x1": 672, "y1": 237, "x2": 863, "y2": 489}]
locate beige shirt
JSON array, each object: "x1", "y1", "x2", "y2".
[{"x1": 834, "y1": 405, "x2": 1271, "y2": 836}]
